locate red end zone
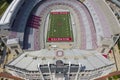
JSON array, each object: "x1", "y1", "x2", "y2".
[
  {"x1": 48, "y1": 37, "x2": 72, "y2": 42},
  {"x1": 50, "y1": 12, "x2": 70, "y2": 15}
]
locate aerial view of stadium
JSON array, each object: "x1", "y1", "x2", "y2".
[{"x1": 0, "y1": 0, "x2": 120, "y2": 80}]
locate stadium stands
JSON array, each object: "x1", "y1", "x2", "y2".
[
  {"x1": 29, "y1": 0, "x2": 99, "y2": 50},
  {"x1": 7, "y1": 0, "x2": 117, "y2": 50},
  {"x1": 6, "y1": 49, "x2": 115, "y2": 80},
  {"x1": 27, "y1": 15, "x2": 41, "y2": 29}
]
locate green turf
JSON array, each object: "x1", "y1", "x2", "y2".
[
  {"x1": 47, "y1": 12, "x2": 73, "y2": 42},
  {"x1": 108, "y1": 75, "x2": 120, "y2": 80}
]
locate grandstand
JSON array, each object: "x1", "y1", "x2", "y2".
[{"x1": 0, "y1": 0, "x2": 120, "y2": 80}]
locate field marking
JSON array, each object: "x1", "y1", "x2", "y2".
[{"x1": 47, "y1": 12, "x2": 74, "y2": 42}]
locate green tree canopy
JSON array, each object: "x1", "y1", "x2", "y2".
[{"x1": 5, "y1": 0, "x2": 13, "y2": 4}]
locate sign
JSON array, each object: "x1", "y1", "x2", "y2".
[{"x1": 7, "y1": 38, "x2": 19, "y2": 45}]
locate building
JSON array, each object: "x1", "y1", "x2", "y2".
[
  {"x1": 0, "y1": 0, "x2": 120, "y2": 80},
  {"x1": 6, "y1": 49, "x2": 114, "y2": 80},
  {"x1": 0, "y1": 72, "x2": 24, "y2": 80}
]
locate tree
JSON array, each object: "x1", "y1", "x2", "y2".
[{"x1": 5, "y1": 0, "x2": 13, "y2": 4}]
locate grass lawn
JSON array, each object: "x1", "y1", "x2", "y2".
[
  {"x1": 108, "y1": 75, "x2": 120, "y2": 80},
  {"x1": 47, "y1": 12, "x2": 73, "y2": 42}
]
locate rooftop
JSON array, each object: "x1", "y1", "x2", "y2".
[{"x1": 8, "y1": 49, "x2": 114, "y2": 71}]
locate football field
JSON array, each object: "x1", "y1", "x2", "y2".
[{"x1": 47, "y1": 12, "x2": 73, "y2": 42}]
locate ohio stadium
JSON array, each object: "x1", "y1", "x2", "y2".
[{"x1": 0, "y1": 0, "x2": 120, "y2": 80}]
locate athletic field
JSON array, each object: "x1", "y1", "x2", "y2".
[{"x1": 47, "y1": 11, "x2": 73, "y2": 42}]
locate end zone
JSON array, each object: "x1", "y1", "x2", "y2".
[{"x1": 48, "y1": 37, "x2": 72, "y2": 42}]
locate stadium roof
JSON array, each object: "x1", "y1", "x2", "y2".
[
  {"x1": 81, "y1": 0, "x2": 120, "y2": 36},
  {"x1": 8, "y1": 49, "x2": 114, "y2": 71}
]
